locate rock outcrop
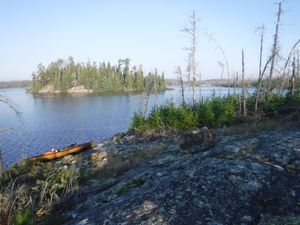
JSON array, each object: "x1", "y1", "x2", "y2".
[
  {"x1": 67, "y1": 85, "x2": 93, "y2": 94},
  {"x1": 37, "y1": 85, "x2": 93, "y2": 94},
  {"x1": 50, "y1": 127, "x2": 300, "y2": 225},
  {"x1": 38, "y1": 84, "x2": 55, "y2": 94}
]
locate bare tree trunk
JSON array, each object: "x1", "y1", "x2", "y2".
[
  {"x1": 176, "y1": 66, "x2": 185, "y2": 106},
  {"x1": 291, "y1": 55, "x2": 296, "y2": 96},
  {"x1": 182, "y1": 10, "x2": 199, "y2": 107},
  {"x1": 279, "y1": 39, "x2": 300, "y2": 93},
  {"x1": 201, "y1": 29, "x2": 230, "y2": 96},
  {"x1": 255, "y1": 25, "x2": 265, "y2": 114},
  {"x1": 238, "y1": 95, "x2": 242, "y2": 114},
  {"x1": 217, "y1": 61, "x2": 224, "y2": 96},
  {"x1": 297, "y1": 49, "x2": 300, "y2": 80},
  {"x1": 234, "y1": 72, "x2": 237, "y2": 95},
  {"x1": 191, "y1": 11, "x2": 197, "y2": 106},
  {"x1": 242, "y1": 49, "x2": 247, "y2": 117},
  {"x1": 258, "y1": 24, "x2": 265, "y2": 81},
  {"x1": 268, "y1": 2, "x2": 283, "y2": 92},
  {"x1": 141, "y1": 79, "x2": 154, "y2": 117}
]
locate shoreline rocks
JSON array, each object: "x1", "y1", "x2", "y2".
[
  {"x1": 37, "y1": 85, "x2": 93, "y2": 94},
  {"x1": 2, "y1": 126, "x2": 300, "y2": 225},
  {"x1": 59, "y1": 127, "x2": 300, "y2": 225}
]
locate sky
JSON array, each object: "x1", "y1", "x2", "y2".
[{"x1": 0, "y1": 0, "x2": 299, "y2": 81}]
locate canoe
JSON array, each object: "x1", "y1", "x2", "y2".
[{"x1": 31, "y1": 141, "x2": 97, "y2": 161}]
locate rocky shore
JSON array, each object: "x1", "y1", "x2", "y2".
[
  {"x1": 1, "y1": 124, "x2": 300, "y2": 225},
  {"x1": 51, "y1": 125, "x2": 300, "y2": 225},
  {"x1": 37, "y1": 85, "x2": 93, "y2": 94}
]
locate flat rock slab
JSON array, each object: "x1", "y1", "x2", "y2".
[{"x1": 61, "y1": 128, "x2": 300, "y2": 225}]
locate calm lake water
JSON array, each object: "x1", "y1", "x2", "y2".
[{"x1": 0, "y1": 86, "x2": 236, "y2": 168}]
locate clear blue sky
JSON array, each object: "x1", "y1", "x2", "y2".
[{"x1": 0, "y1": 0, "x2": 299, "y2": 81}]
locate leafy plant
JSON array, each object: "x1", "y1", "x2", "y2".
[{"x1": 14, "y1": 208, "x2": 32, "y2": 225}]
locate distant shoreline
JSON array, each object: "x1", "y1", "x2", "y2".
[
  {"x1": 0, "y1": 80, "x2": 31, "y2": 89},
  {"x1": 0, "y1": 78, "x2": 255, "y2": 90}
]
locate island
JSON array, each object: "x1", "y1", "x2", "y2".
[{"x1": 30, "y1": 57, "x2": 166, "y2": 94}]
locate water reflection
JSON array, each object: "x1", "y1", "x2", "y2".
[{"x1": 0, "y1": 86, "x2": 239, "y2": 168}]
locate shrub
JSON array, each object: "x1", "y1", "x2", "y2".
[
  {"x1": 196, "y1": 96, "x2": 238, "y2": 128},
  {"x1": 130, "y1": 103, "x2": 198, "y2": 132},
  {"x1": 156, "y1": 103, "x2": 197, "y2": 129},
  {"x1": 130, "y1": 113, "x2": 148, "y2": 131},
  {"x1": 260, "y1": 95, "x2": 286, "y2": 114}
]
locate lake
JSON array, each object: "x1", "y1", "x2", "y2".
[{"x1": 0, "y1": 86, "x2": 237, "y2": 168}]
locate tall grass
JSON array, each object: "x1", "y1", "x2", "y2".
[
  {"x1": 130, "y1": 96, "x2": 239, "y2": 132},
  {"x1": 130, "y1": 91, "x2": 300, "y2": 133}
]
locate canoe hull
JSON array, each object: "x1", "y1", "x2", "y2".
[{"x1": 31, "y1": 141, "x2": 97, "y2": 161}]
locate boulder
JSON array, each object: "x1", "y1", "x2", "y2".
[
  {"x1": 38, "y1": 84, "x2": 55, "y2": 93},
  {"x1": 180, "y1": 127, "x2": 216, "y2": 151},
  {"x1": 67, "y1": 85, "x2": 93, "y2": 94}
]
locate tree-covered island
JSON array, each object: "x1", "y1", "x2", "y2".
[{"x1": 30, "y1": 57, "x2": 166, "y2": 94}]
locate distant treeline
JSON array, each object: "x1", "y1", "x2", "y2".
[
  {"x1": 0, "y1": 80, "x2": 31, "y2": 89},
  {"x1": 31, "y1": 57, "x2": 166, "y2": 93},
  {"x1": 165, "y1": 79, "x2": 255, "y2": 87}
]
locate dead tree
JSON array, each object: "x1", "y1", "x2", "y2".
[
  {"x1": 281, "y1": 39, "x2": 300, "y2": 78},
  {"x1": 291, "y1": 55, "x2": 296, "y2": 96},
  {"x1": 268, "y1": 1, "x2": 283, "y2": 92},
  {"x1": 202, "y1": 29, "x2": 230, "y2": 96},
  {"x1": 254, "y1": 55, "x2": 276, "y2": 114},
  {"x1": 217, "y1": 61, "x2": 224, "y2": 96},
  {"x1": 297, "y1": 49, "x2": 300, "y2": 79},
  {"x1": 254, "y1": 25, "x2": 266, "y2": 114},
  {"x1": 242, "y1": 49, "x2": 247, "y2": 117},
  {"x1": 278, "y1": 38, "x2": 300, "y2": 93},
  {"x1": 176, "y1": 66, "x2": 185, "y2": 106},
  {"x1": 234, "y1": 72, "x2": 238, "y2": 95},
  {"x1": 181, "y1": 10, "x2": 199, "y2": 106},
  {"x1": 141, "y1": 77, "x2": 154, "y2": 117}
]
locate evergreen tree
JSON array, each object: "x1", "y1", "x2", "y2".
[{"x1": 31, "y1": 57, "x2": 166, "y2": 93}]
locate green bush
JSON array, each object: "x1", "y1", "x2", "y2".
[
  {"x1": 148, "y1": 108, "x2": 164, "y2": 131},
  {"x1": 196, "y1": 96, "x2": 238, "y2": 128},
  {"x1": 129, "y1": 97, "x2": 239, "y2": 132},
  {"x1": 155, "y1": 103, "x2": 197, "y2": 129},
  {"x1": 130, "y1": 113, "x2": 148, "y2": 131},
  {"x1": 260, "y1": 95, "x2": 286, "y2": 113}
]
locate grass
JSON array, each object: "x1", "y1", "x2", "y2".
[
  {"x1": 130, "y1": 90, "x2": 300, "y2": 134},
  {"x1": 0, "y1": 159, "x2": 79, "y2": 225}
]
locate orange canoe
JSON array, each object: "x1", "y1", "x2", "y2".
[{"x1": 31, "y1": 141, "x2": 97, "y2": 161}]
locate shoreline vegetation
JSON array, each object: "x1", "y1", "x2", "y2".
[
  {"x1": 29, "y1": 57, "x2": 166, "y2": 94},
  {"x1": 0, "y1": 80, "x2": 31, "y2": 89},
  {"x1": 1, "y1": 81, "x2": 300, "y2": 224},
  {"x1": 0, "y1": 101, "x2": 299, "y2": 224},
  {"x1": 1, "y1": 1, "x2": 300, "y2": 223}
]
